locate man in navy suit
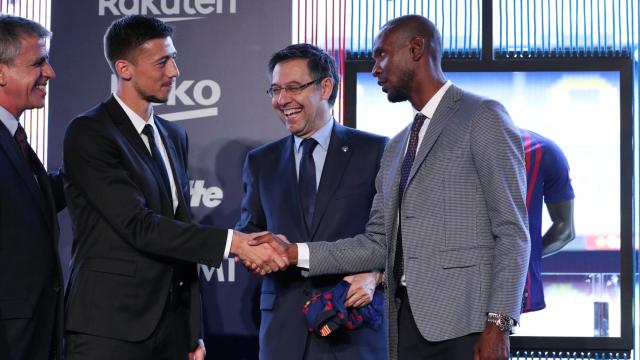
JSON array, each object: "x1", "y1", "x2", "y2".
[
  {"x1": 236, "y1": 43, "x2": 388, "y2": 360},
  {"x1": 63, "y1": 15, "x2": 287, "y2": 360},
  {"x1": 0, "y1": 15, "x2": 65, "y2": 359}
]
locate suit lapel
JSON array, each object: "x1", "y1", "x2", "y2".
[
  {"x1": 387, "y1": 126, "x2": 410, "y2": 269},
  {"x1": 155, "y1": 117, "x2": 191, "y2": 221},
  {"x1": 407, "y1": 85, "x2": 461, "y2": 188},
  {"x1": 0, "y1": 125, "x2": 51, "y2": 227},
  {"x1": 308, "y1": 123, "x2": 352, "y2": 239},
  {"x1": 105, "y1": 97, "x2": 173, "y2": 209},
  {"x1": 282, "y1": 136, "x2": 308, "y2": 240},
  {"x1": 30, "y1": 147, "x2": 58, "y2": 232}
]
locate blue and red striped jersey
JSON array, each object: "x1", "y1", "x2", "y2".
[{"x1": 521, "y1": 129, "x2": 575, "y2": 313}]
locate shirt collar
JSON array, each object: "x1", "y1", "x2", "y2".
[
  {"x1": 0, "y1": 105, "x2": 19, "y2": 136},
  {"x1": 413, "y1": 80, "x2": 453, "y2": 119},
  {"x1": 294, "y1": 118, "x2": 334, "y2": 153},
  {"x1": 113, "y1": 93, "x2": 155, "y2": 135}
]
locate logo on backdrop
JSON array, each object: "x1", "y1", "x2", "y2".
[
  {"x1": 199, "y1": 260, "x2": 236, "y2": 282},
  {"x1": 99, "y1": 0, "x2": 238, "y2": 21},
  {"x1": 110, "y1": 75, "x2": 221, "y2": 122},
  {"x1": 190, "y1": 180, "x2": 223, "y2": 208}
]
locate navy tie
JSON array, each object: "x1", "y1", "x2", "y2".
[
  {"x1": 141, "y1": 124, "x2": 172, "y2": 198},
  {"x1": 14, "y1": 124, "x2": 31, "y2": 166},
  {"x1": 394, "y1": 113, "x2": 427, "y2": 287},
  {"x1": 299, "y1": 138, "x2": 318, "y2": 232}
]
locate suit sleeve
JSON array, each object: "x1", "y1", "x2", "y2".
[
  {"x1": 47, "y1": 170, "x2": 66, "y2": 212},
  {"x1": 63, "y1": 117, "x2": 227, "y2": 268},
  {"x1": 470, "y1": 100, "x2": 530, "y2": 322},
  {"x1": 235, "y1": 152, "x2": 267, "y2": 233}
]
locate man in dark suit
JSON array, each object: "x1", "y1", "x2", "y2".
[
  {"x1": 236, "y1": 44, "x2": 388, "y2": 360},
  {"x1": 254, "y1": 16, "x2": 530, "y2": 360},
  {"x1": 0, "y1": 15, "x2": 65, "y2": 360},
  {"x1": 62, "y1": 15, "x2": 287, "y2": 360}
]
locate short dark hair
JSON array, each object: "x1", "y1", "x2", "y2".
[
  {"x1": 383, "y1": 15, "x2": 442, "y2": 67},
  {"x1": 268, "y1": 43, "x2": 340, "y2": 106},
  {"x1": 104, "y1": 15, "x2": 174, "y2": 74},
  {"x1": 0, "y1": 15, "x2": 50, "y2": 65}
]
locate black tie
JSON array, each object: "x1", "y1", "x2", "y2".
[
  {"x1": 394, "y1": 113, "x2": 427, "y2": 287},
  {"x1": 299, "y1": 138, "x2": 318, "y2": 232},
  {"x1": 14, "y1": 124, "x2": 31, "y2": 166},
  {"x1": 141, "y1": 124, "x2": 172, "y2": 198}
]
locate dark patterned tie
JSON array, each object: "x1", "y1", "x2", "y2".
[
  {"x1": 299, "y1": 138, "x2": 318, "y2": 232},
  {"x1": 394, "y1": 113, "x2": 427, "y2": 287},
  {"x1": 14, "y1": 124, "x2": 31, "y2": 164},
  {"x1": 141, "y1": 124, "x2": 172, "y2": 198}
]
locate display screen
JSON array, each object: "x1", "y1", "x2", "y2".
[{"x1": 355, "y1": 70, "x2": 622, "y2": 337}]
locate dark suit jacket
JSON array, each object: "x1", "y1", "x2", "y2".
[
  {"x1": 237, "y1": 122, "x2": 388, "y2": 360},
  {"x1": 63, "y1": 96, "x2": 228, "y2": 350},
  {"x1": 0, "y1": 122, "x2": 65, "y2": 359}
]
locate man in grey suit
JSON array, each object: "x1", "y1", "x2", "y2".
[{"x1": 253, "y1": 15, "x2": 530, "y2": 360}]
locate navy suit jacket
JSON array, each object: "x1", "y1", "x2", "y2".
[
  {"x1": 237, "y1": 122, "x2": 388, "y2": 360},
  {"x1": 0, "y1": 122, "x2": 65, "y2": 359}
]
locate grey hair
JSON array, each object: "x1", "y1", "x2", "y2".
[{"x1": 0, "y1": 15, "x2": 51, "y2": 65}]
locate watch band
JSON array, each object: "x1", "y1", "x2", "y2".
[{"x1": 487, "y1": 312, "x2": 515, "y2": 333}]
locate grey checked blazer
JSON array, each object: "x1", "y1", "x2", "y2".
[{"x1": 306, "y1": 85, "x2": 530, "y2": 359}]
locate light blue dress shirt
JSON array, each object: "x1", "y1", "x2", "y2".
[{"x1": 293, "y1": 118, "x2": 334, "y2": 190}]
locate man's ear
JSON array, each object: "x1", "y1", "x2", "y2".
[
  {"x1": 320, "y1": 77, "x2": 334, "y2": 101},
  {"x1": 409, "y1": 36, "x2": 426, "y2": 61},
  {"x1": 115, "y1": 60, "x2": 132, "y2": 81},
  {"x1": 0, "y1": 64, "x2": 7, "y2": 86}
]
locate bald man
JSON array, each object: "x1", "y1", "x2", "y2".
[{"x1": 256, "y1": 15, "x2": 530, "y2": 360}]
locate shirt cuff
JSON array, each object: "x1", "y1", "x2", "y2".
[
  {"x1": 296, "y1": 243, "x2": 309, "y2": 269},
  {"x1": 223, "y1": 229, "x2": 233, "y2": 259}
]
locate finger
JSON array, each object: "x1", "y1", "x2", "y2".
[
  {"x1": 271, "y1": 253, "x2": 287, "y2": 269},
  {"x1": 344, "y1": 297, "x2": 353, "y2": 307},
  {"x1": 344, "y1": 290, "x2": 359, "y2": 307},
  {"x1": 344, "y1": 291, "x2": 356, "y2": 305},
  {"x1": 473, "y1": 344, "x2": 481, "y2": 360},
  {"x1": 276, "y1": 234, "x2": 290, "y2": 244},
  {"x1": 249, "y1": 231, "x2": 270, "y2": 238},
  {"x1": 280, "y1": 254, "x2": 290, "y2": 266},
  {"x1": 252, "y1": 232, "x2": 278, "y2": 246}
]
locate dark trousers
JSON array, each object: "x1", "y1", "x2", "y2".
[
  {"x1": 397, "y1": 287, "x2": 481, "y2": 360},
  {"x1": 65, "y1": 291, "x2": 190, "y2": 360}
]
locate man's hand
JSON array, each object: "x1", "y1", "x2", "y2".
[
  {"x1": 188, "y1": 344, "x2": 206, "y2": 360},
  {"x1": 343, "y1": 271, "x2": 380, "y2": 308},
  {"x1": 248, "y1": 232, "x2": 298, "y2": 266},
  {"x1": 230, "y1": 231, "x2": 289, "y2": 275},
  {"x1": 473, "y1": 322, "x2": 510, "y2": 360}
]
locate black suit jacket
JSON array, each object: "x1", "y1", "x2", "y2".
[
  {"x1": 0, "y1": 122, "x2": 65, "y2": 359},
  {"x1": 63, "y1": 96, "x2": 227, "y2": 349},
  {"x1": 237, "y1": 122, "x2": 388, "y2": 360}
]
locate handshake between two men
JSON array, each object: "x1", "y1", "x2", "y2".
[{"x1": 230, "y1": 231, "x2": 297, "y2": 275}]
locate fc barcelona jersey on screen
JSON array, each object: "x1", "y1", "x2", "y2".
[{"x1": 521, "y1": 130, "x2": 575, "y2": 313}]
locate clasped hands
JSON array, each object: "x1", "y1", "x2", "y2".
[{"x1": 230, "y1": 230, "x2": 296, "y2": 275}]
